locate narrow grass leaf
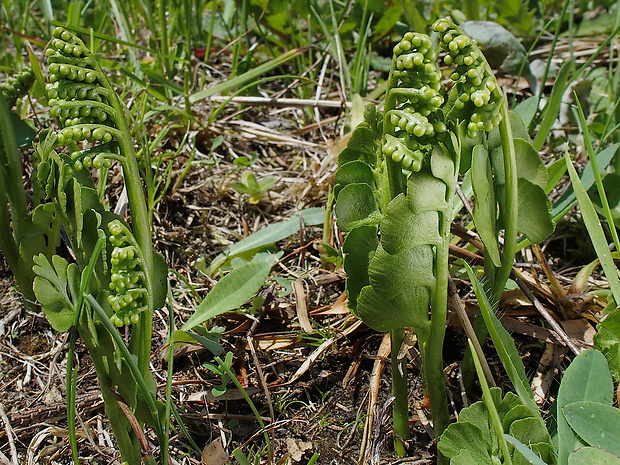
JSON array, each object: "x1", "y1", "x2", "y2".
[
  {"x1": 552, "y1": 143, "x2": 618, "y2": 220},
  {"x1": 533, "y1": 63, "x2": 571, "y2": 151},
  {"x1": 503, "y1": 435, "x2": 548, "y2": 465},
  {"x1": 564, "y1": 153, "x2": 620, "y2": 305},
  {"x1": 182, "y1": 255, "x2": 274, "y2": 331},
  {"x1": 463, "y1": 262, "x2": 540, "y2": 417},
  {"x1": 189, "y1": 47, "x2": 309, "y2": 103},
  {"x1": 469, "y1": 339, "x2": 513, "y2": 465}
]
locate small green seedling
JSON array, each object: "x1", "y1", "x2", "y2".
[{"x1": 231, "y1": 170, "x2": 277, "y2": 204}]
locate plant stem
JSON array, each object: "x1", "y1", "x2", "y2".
[
  {"x1": 492, "y1": 103, "x2": 518, "y2": 302},
  {"x1": 0, "y1": 93, "x2": 27, "y2": 244},
  {"x1": 390, "y1": 328, "x2": 410, "y2": 456}
]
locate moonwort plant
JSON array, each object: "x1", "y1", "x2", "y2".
[
  {"x1": 334, "y1": 18, "x2": 553, "y2": 459},
  {"x1": 26, "y1": 28, "x2": 168, "y2": 464}
]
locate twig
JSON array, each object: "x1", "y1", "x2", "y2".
[
  {"x1": 358, "y1": 333, "x2": 391, "y2": 465},
  {"x1": 448, "y1": 277, "x2": 496, "y2": 388},
  {"x1": 246, "y1": 336, "x2": 275, "y2": 465},
  {"x1": 207, "y1": 95, "x2": 351, "y2": 109},
  {"x1": 512, "y1": 270, "x2": 582, "y2": 355},
  {"x1": 0, "y1": 403, "x2": 18, "y2": 465}
]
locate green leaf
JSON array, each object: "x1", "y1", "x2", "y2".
[
  {"x1": 356, "y1": 244, "x2": 433, "y2": 335},
  {"x1": 438, "y1": 422, "x2": 492, "y2": 463},
  {"x1": 32, "y1": 254, "x2": 78, "y2": 332},
  {"x1": 464, "y1": 262, "x2": 540, "y2": 417},
  {"x1": 0, "y1": 112, "x2": 36, "y2": 149},
  {"x1": 335, "y1": 183, "x2": 381, "y2": 231},
  {"x1": 207, "y1": 207, "x2": 324, "y2": 274},
  {"x1": 338, "y1": 122, "x2": 380, "y2": 167},
  {"x1": 563, "y1": 401, "x2": 620, "y2": 456},
  {"x1": 568, "y1": 447, "x2": 620, "y2": 465},
  {"x1": 335, "y1": 160, "x2": 375, "y2": 187},
  {"x1": 342, "y1": 225, "x2": 378, "y2": 311},
  {"x1": 182, "y1": 255, "x2": 273, "y2": 331},
  {"x1": 565, "y1": 153, "x2": 620, "y2": 305},
  {"x1": 552, "y1": 143, "x2": 618, "y2": 220},
  {"x1": 517, "y1": 178, "x2": 555, "y2": 244},
  {"x1": 503, "y1": 435, "x2": 548, "y2": 465},
  {"x1": 595, "y1": 309, "x2": 620, "y2": 382},
  {"x1": 472, "y1": 144, "x2": 501, "y2": 267},
  {"x1": 557, "y1": 349, "x2": 615, "y2": 465}
]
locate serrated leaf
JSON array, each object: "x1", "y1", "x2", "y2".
[
  {"x1": 438, "y1": 422, "x2": 492, "y2": 463},
  {"x1": 182, "y1": 255, "x2": 273, "y2": 331},
  {"x1": 32, "y1": 254, "x2": 77, "y2": 332}
]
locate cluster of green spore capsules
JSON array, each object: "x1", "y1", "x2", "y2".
[
  {"x1": 45, "y1": 27, "x2": 118, "y2": 159},
  {"x1": 107, "y1": 220, "x2": 148, "y2": 327},
  {"x1": 1, "y1": 68, "x2": 34, "y2": 108},
  {"x1": 432, "y1": 18, "x2": 503, "y2": 138},
  {"x1": 383, "y1": 32, "x2": 446, "y2": 170}
]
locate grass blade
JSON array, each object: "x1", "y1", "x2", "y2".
[
  {"x1": 564, "y1": 153, "x2": 620, "y2": 305},
  {"x1": 189, "y1": 46, "x2": 310, "y2": 103},
  {"x1": 463, "y1": 262, "x2": 540, "y2": 417}
]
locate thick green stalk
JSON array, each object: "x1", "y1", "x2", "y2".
[
  {"x1": 0, "y1": 92, "x2": 36, "y2": 305},
  {"x1": 427, "y1": 209, "x2": 453, "y2": 438},
  {"x1": 492, "y1": 103, "x2": 518, "y2": 302},
  {"x1": 109, "y1": 95, "x2": 155, "y2": 380},
  {"x1": 0, "y1": 93, "x2": 27, "y2": 242},
  {"x1": 391, "y1": 328, "x2": 410, "y2": 456}
]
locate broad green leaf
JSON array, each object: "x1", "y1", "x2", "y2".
[
  {"x1": 355, "y1": 244, "x2": 434, "y2": 335},
  {"x1": 517, "y1": 178, "x2": 555, "y2": 244},
  {"x1": 338, "y1": 123, "x2": 379, "y2": 167},
  {"x1": 0, "y1": 112, "x2": 36, "y2": 149},
  {"x1": 32, "y1": 254, "x2": 77, "y2": 332},
  {"x1": 568, "y1": 447, "x2": 620, "y2": 465},
  {"x1": 342, "y1": 225, "x2": 378, "y2": 311},
  {"x1": 471, "y1": 143, "x2": 501, "y2": 267},
  {"x1": 208, "y1": 207, "x2": 324, "y2": 274},
  {"x1": 513, "y1": 139, "x2": 547, "y2": 188},
  {"x1": 565, "y1": 154, "x2": 620, "y2": 305},
  {"x1": 438, "y1": 422, "x2": 492, "y2": 463},
  {"x1": 563, "y1": 401, "x2": 620, "y2": 456},
  {"x1": 335, "y1": 183, "x2": 381, "y2": 231},
  {"x1": 380, "y1": 195, "x2": 441, "y2": 254},
  {"x1": 557, "y1": 349, "x2": 614, "y2": 465},
  {"x1": 182, "y1": 255, "x2": 273, "y2": 331},
  {"x1": 464, "y1": 263, "x2": 540, "y2": 417},
  {"x1": 335, "y1": 160, "x2": 375, "y2": 187}
]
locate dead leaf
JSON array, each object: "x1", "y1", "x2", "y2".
[
  {"x1": 202, "y1": 437, "x2": 229, "y2": 465},
  {"x1": 293, "y1": 278, "x2": 313, "y2": 333},
  {"x1": 285, "y1": 438, "x2": 312, "y2": 462}
]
